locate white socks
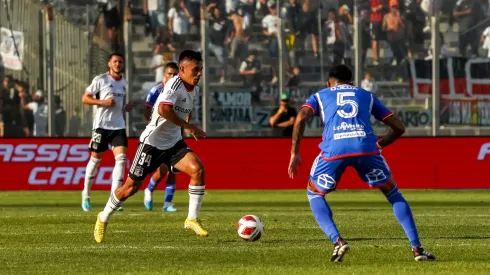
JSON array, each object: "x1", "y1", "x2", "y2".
[
  {"x1": 112, "y1": 154, "x2": 126, "y2": 193},
  {"x1": 100, "y1": 192, "x2": 122, "y2": 223},
  {"x1": 188, "y1": 185, "x2": 205, "y2": 220},
  {"x1": 82, "y1": 157, "x2": 101, "y2": 198}
]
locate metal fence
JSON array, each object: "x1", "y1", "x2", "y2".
[{"x1": 0, "y1": 0, "x2": 117, "y2": 137}]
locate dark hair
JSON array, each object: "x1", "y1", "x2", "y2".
[
  {"x1": 108, "y1": 52, "x2": 124, "y2": 61},
  {"x1": 178, "y1": 50, "x2": 203, "y2": 64},
  {"x1": 328, "y1": 65, "x2": 352, "y2": 82},
  {"x1": 165, "y1": 62, "x2": 178, "y2": 71}
]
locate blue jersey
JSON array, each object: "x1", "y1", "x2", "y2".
[
  {"x1": 145, "y1": 82, "x2": 164, "y2": 107},
  {"x1": 303, "y1": 84, "x2": 392, "y2": 160}
]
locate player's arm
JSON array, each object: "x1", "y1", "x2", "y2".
[
  {"x1": 82, "y1": 77, "x2": 112, "y2": 107},
  {"x1": 371, "y1": 95, "x2": 405, "y2": 149},
  {"x1": 144, "y1": 88, "x2": 159, "y2": 122},
  {"x1": 157, "y1": 89, "x2": 189, "y2": 128},
  {"x1": 291, "y1": 107, "x2": 314, "y2": 154}
]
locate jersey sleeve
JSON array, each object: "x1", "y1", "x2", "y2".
[
  {"x1": 158, "y1": 86, "x2": 178, "y2": 106},
  {"x1": 301, "y1": 93, "x2": 320, "y2": 116},
  {"x1": 370, "y1": 94, "x2": 393, "y2": 121},
  {"x1": 145, "y1": 86, "x2": 160, "y2": 107},
  {"x1": 85, "y1": 76, "x2": 101, "y2": 96}
]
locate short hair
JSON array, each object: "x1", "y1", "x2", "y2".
[
  {"x1": 328, "y1": 65, "x2": 352, "y2": 83},
  {"x1": 165, "y1": 62, "x2": 178, "y2": 71},
  {"x1": 178, "y1": 50, "x2": 202, "y2": 64},
  {"x1": 108, "y1": 52, "x2": 124, "y2": 61}
]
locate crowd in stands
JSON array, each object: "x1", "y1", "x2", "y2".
[{"x1": 0, "y1": 75, "x2": 66, "y2": 138}]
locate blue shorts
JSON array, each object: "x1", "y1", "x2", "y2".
[{"x1": 309, "y1": 154, "x2": 391, "y2": 194}]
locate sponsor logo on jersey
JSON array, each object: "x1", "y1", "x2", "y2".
[{"x1": 175, "y1": 106, "x2": 192, "y2": 114}]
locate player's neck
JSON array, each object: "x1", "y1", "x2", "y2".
[
  {"x1": 108, "y1": 70, "x2": 122, "y2": 80},
  {"x1": 183, "y1": 82, "x2": 194, "y2": 92}
]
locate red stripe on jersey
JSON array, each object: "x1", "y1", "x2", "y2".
[
  {"x1": 301, "y1": 104, "x2": 316, "y2": 115},
  {"x1": 159, "y1": 102, "x2": 174, "y2": 106},
  {"x1": 382, "y1": 112, "x2": 394, "y2": 121}
]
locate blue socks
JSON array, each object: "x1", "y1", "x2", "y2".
[
  {"x1": 385, "y1": 187, "x2": 421, "y2": 247},
  {"x1": 147, "y1": 178, "x2": 159, "y2": 192},
  {"x1": 164, "y1": 182, "x2": 176, "y2": 203},
  {"x1": 308, "y1": 190, "x2": 340, "y2": 243}
]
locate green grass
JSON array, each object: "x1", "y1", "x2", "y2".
[{"x1": 1, "y1": 190, "x2": 490, "y2": 275}]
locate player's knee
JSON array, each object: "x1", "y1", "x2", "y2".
[
  {"x1": 90, "y1": 156, "x2": 102, "y2": 165},
  {"x1": 188, "y1": 162, "x2": 205, "y2": 179}
]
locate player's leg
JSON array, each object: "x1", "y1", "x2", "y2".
[
  {"x1": 308, "y1": 154, "x2": 349, "y2": 262},
  {"x1": 162, "y1": 167, "x2": 178, "y2": 212},
  {"x1": 94, "y1": 143, "x2": 161, "y2": 243},
  {"x1": 144, "y1": 164, "x2": 169, "y2": 211},
  {"x1": 355, "y1": 155, "x2": 436, "y2": 261},
  {"x1": 172, "y1": 142, "x2": 207, "y2": 237},
  {"x1": 110, "y1": 130, "x2": 129, "y2": 211},
  {"x1": 82, "y1": 129, "x2": 108, "y2": 211}
]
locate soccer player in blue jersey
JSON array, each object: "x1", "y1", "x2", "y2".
[
  {"x1": 288, "y1": 65, "x2": 436, "y2": 262},
  {"x1": 142, "y1": 62, "x2": 180, "y2": 212}
]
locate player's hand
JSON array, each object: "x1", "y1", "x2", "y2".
[
  {"x1": 124, "y1": 102, "x2": 133, "y2": 112},
  {"x1": 288, "y1": 153, "x2": 302, "y2": 179},
  {"x1": 184, "y1": 124, "x2": 207, "y2": 140},
  {"x1": 102, "y1": 97, "x2": 115, "y2": 107}
]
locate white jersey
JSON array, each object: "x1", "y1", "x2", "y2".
[
  {"x1": 86, "y1": 72, "x2": 128, "y2": 130},
  {"x1": 140, "y1": 76, "x2": 197, "y2": 150}
]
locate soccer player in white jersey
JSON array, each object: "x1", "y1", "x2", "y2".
[
  {"x1": 81, "y1": 53, "x2": 133, "y2": 212},
  {"x1": 143, "y1": 62, "x2": 181, "y2": 212},
  {"x1": 94, "y1": 50, "x2": 208, "y2": 243}
]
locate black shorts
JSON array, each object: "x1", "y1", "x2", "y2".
[
  {"x1": 370, "y1": 21, "x2": 385, "y2": 41},
  {"x1": 88, "y1": 128, "x2": 128, "y2": 153},
  {"x1": 128, "y1": 139, "x2": 191, "y2": 181}
]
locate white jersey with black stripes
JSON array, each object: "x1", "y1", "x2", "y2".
[{"x1": 139, "y1": 75, "x2": 198, "y2": 150}]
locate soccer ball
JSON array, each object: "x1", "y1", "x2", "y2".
[{"x1": 237, "y1": 215, "x2": 264, "y2": 241}]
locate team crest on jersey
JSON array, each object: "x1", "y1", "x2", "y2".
[
  {"x1": 365, "y1": 169, "x2": 387, "y2": 183},
  {"x1": 133, "y1": 166, "x2": 144, "y2": 177}
]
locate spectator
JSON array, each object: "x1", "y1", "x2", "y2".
[
  {"x1": 168, "y1": 0, "x2": 191, "y2": 54},
  {"x1": 68, "y1": 107, "x2": 82, "y2": 137},
  {"x1": 15, "y1": 81, "x2": 34, "y2": 135},
  {"x1": 256, "y1": 0, "x2": 270, "y2": 17},
  {"x1": 325, "y1": 9, "x2": 348, "y2": 65},
  {"x1": 360, "y1": 9, "x2": 372, "y2": 68},
  {"x1": 54, "y1": 95, "x2": 66, "y2": 137},
  {"x1": 23, "y1": 90, "x2": 48, "y2": 137},
  {"x1": 382, "y1": 3, "x2": 406, "y2": 66},
  {"x1": 453, "y1": 0, "x2": 484, "y2": 57},
  {"x1": 151, "y1": 43, "x2": 176, "y2": 83},
  {"x1": 404, "y1": 0, "x2": 427, "y2": 59},
  {"x1": 282, "y1": 0, "x2": 301, "y2": 67},
  {"x1": 187, "y1": 0, "x2": 201, "y2": 34},
  {"x1": 240, "y1": 0, "x2": 255, "y2": 32},
  {"x1": 97, "y1": 0, "x2": 121, "y2": 52},
  {"x1": 482, "y1": 25, "x2": 490, "y2": 58},
  {"x1": 425, "y1": 32, "x2": 449, "y2": 60},
  {"x1": 207, "y1": 4, "x2": 233, "y2": 84},
  {"x1": 287, "y1": 66, "x2": 301, "y2": 88},
  {"x1": 370, "y1": 0, "x2": 387, "y2": 65},
  {"x1": 361, "y1": 72, "x2": 377, "y2": 94},
  {"x1": 298, "y1": 0, "x2": 319, "y2": 57},
  {"x1": 269, "y1": 93, "x2": 297, "y2": 137},
  {"x1": 143, "y1": 0, "x2": 167, "y2": 38},
  {"x1": 0, "y1": 76, "x2": 29, "y2": 137},
  {"x1": 239, "y1": 51, "x2": 262, "y2": 103},
  {"x1": 339, "y1": 4, "x2": 353, "y2": 25},
  {"x1": 229, "y1": 8, "x2": 248, "y2": 65},
  {"x1": 262, "y1": 1, "x2": 280, "y2": 84}
]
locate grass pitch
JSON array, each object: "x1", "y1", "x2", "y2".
[{"x1": 1, "y1": 190, "x2": 489, "y2": 275}]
